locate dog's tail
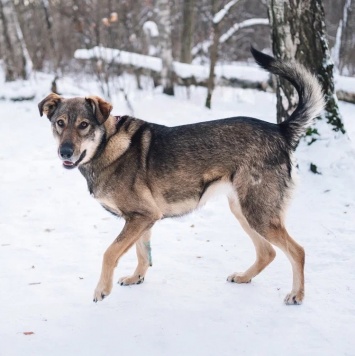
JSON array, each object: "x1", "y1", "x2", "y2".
[{"x1": 251, "y1": 47, "x2": 325, "y2": 149}]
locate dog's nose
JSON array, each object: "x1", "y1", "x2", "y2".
[{"x1": 59, "y1": 143, "x2": 74, "y2": 159}]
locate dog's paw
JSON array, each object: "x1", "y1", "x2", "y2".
[
  {"x1": 93, "y1": 281, "x2": 112, "y2": 303},
  {"x1": 118, "y1": 274, "x2": 145, "y2": 286},
  {"x1": 284, "y1": 290, "x2": 304, "y2": 305},
  {"x1": 227, "y1": 272, "x2": 252, "y2": 284}
]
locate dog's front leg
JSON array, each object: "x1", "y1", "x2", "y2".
[
  {"x1": 93, "y1": 215, "x2": 156, "y2": 302},
  {"x1": 118, "y1": 229, "x2": 152, "y2": 286}
]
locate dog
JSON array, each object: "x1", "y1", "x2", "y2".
[{"x1": 38, "y1": 48, "x2": 325, "y2": 305}]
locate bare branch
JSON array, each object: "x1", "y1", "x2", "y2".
[
  {"x1": 219, "y1": 18, "x2": 269, "y2": 44},
  {"x1": 213, "y1": 0, "x2": 240, "y2": 24}
]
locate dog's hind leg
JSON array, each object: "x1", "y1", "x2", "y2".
[
  {"x1": 118, "y1": 229, "x2": 152, "y2": 286},
  {"x1": 264, "y1": 219, "x2": 305, "y2": 305},
  {"x1": 227, "y1": 195, "x2": 276, "y2": 284},
  {"x1": 230, "y1": 169, "x2": 305, "y2": 304}
]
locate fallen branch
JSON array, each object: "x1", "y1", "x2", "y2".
[
  {"x1": 336, "y1": 89, "x2": 355, "y2": 104},
  {"x1": 10, "y1": 95, "x2": 35, "y2": 102}
]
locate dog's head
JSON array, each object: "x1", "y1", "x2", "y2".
[{"x1": 38, "y1": 94, "x2": 112, "y2": 169}]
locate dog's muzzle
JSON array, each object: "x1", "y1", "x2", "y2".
[
  {"x1": 59, "y1": 142, "x2": 74, "y2": 160},
  {"x1": 59, "y1": 144, "x2": 86, "y2": 169}
]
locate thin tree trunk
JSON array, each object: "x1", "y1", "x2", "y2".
[
  {"x1": 205, "y1": 0, "x2": 242, "y2": 108},
  {"x1": 205, "y1": 0, "x2": 223, "y2": 109},
  {"x1": 269, "y1": 0, "x2": 345, "y2": 133},
  {"x1": 40, "y1": 0, "x2": 57, "y2": 69},
  {"x1": 180, "y1": 0, "x2": 195, "y2": 64},
  {"x1": 0, "y1": 0, "x2": 15, "y2": 81},
  {"x1": 205, "y1": 19, "x2": 220, "y2": 109},
  {"x1": 41, "y1": 0, "x2": 55, "y2": 53},
  {"x1": 0, "y1": 0, "x2": 33, "y2": 81},
  {"x1": 339, "y1": 0, "x2": 355, "y2": 74},
  {"x1": 157, "y1": 0, "x2": 175, "y2": 96}
]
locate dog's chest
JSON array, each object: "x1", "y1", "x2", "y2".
[
  {"x1": 80, "y1": 166, "x2": 122, "y2": 217},
  {"x1": 89, "y1": 181, "x2": 123, "y2": 217},
  {"x1": 94, "y1": 192, "x2": 123, "y2": 217}
]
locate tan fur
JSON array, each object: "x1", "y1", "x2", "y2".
[
  {"x1": 228, "y1": 195, "x2": 276, "y2": 283},
  {"x1": 265, "y1": 219, "x2": 305, "y2": 305},
  {"x1": 85, "y1": 96, "x2": 113, "y2": 124},
  {"x1": 118, "y1": 230, "x2": 151, "y2": 286},
  {"x1": 93, "y1": 216, "x2": 157, "y2": 301},
  {"x1": 39, "y1": 93, "x2": 61, "y2": 117}
]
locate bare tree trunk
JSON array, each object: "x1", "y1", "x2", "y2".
[
  {"x1": 205, "y1": 0, "x2": 266, "y2": 109},
  {"x1": 205, "y1": 13, "x2": 220, "y2": 109},
  {"x1": 339, "y1": 0, "x2": 355, "y2": 74},
  {"x1": 40, "y1": 0, "x2": 58, "y2": 71},
  {"x1": 41, "y1": 0, "x2": 55, "y2": 53},
  {"x1": 269, "y1": 0, "x2": 345, "y2": 133},
  {"x1": 180, "y1": 0, "x2": 195, "y2": 64},
  {"x1": 156, "y1": 0, "x2": 175, "y2": 96},
  {"x1": 205, "y1": 0, "x2": 226, "y2": 109},
  {"x1": 0, "y1": 0, "x2": 33, "y2": 81}
]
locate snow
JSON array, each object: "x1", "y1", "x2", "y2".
[
  {"x1": 143, "y1": 21, "x2": 159, "y2": 37},
  {"x1": 0, "y1": 71, "x2": 355, "y2": 355},
  {"x1": 335, "y1": 73, "x2": 355, "y2": 93},
  {"x1": 213, "y1": 0, "x2": 240, "y2": 24}
]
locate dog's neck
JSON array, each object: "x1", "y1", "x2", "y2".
[{"x1": 103, "y1": 115, "x2": 119, "y2": 140}]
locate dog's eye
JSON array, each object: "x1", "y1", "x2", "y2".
[
  {"x1": 57, "y1": 120, "x2": 65, "y2": 127},
  {"x1": 79, "y1": 122, "x2": 89, "y2": 130}
]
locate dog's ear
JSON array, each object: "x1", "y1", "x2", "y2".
[
  {"x1": 85, "y1": 96, "x2": 113, "y2": 125},
  {"x1": 38, "y1": 93, "x2": 62, "y2": 120}
]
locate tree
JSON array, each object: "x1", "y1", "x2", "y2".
[
  {"x1": 0, "y1": 0, "x2": 33, "y2": 81},
  {"x1": 205, "y1": 0, "x2": 223, "y2": 109},
  {"x1": 156, "y1": 0, "x2": 175, "y2": 95},
  {"x1": 268, "y1": 0, "x2": 345, "y2": 133},
  {"x1": 180, "y1": 0, "x2": 195, "y2": 64},
  {"x1": 339, "y1": 0, "x2": 355, "y2": 74},
  {"x1": 205, "y1": 0, "x2": 269, "y2": 108}
]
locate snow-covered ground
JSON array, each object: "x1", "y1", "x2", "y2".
[{"x1": 0, "y1": 72, "x2": 354, "y2": 356}]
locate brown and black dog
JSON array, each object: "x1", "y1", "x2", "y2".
[{"x1": 38, "y1": 48, "x2": 324, "y2": 304}]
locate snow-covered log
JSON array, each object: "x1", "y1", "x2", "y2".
[
  {"x1": 336, "y1": 90, "x2": 355, "y2": 104},
  {"x1": 74, "y1": 46, "x2": 270, "y2": 89}
]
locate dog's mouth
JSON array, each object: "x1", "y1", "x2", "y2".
[{"x1": 62, "y1": 150, "x2": 86, "y2": 170}]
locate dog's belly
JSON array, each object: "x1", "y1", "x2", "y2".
[
  {"x1": 198, "y1": 180, "x2": 234, "y2": 207},
  {"x1": 157, "y1": 197, "x2": 199, "y2": 218},
  {"x1": 156, "y1": 180, "x2": 235, "y2": 218}
]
